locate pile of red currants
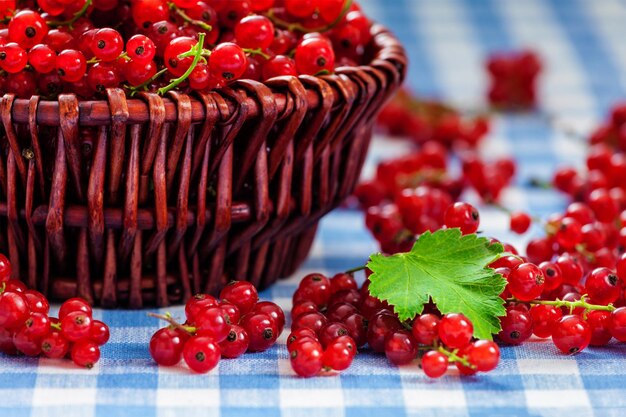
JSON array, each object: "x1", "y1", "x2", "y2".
[
  {"x1": 0, "y1": 0, "x2": 372, "y2": 98},
  {"x1": 287, "y1": 271, "x2": 500, "y2": 378},
  {"x1": 149, "y1": 280, "x2": 285, "y2": 373},
  {"x1": 486, "y1": 50, "x2": 542, "y2": 110},
  {"x1": 0, "y1": 255, "x2": 109, "y2": 368}
]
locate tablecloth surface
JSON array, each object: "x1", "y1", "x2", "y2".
[{"x1": 3, "y1": 0, "x2": 626, "y2": 416}]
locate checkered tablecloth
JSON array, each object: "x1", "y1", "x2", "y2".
[{"x1": 3, "y1": 0, "x2": 626, "y2": 416}]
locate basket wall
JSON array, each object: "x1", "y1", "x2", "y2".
[{"x1": 0, "y1": 26, "x2": 406, "y2": 307}]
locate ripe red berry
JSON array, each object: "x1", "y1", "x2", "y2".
[
  {"x1": 126, "y1": 34, "x2": 156, "y2": 63},
  {"x1": 468, "y1": 340, "x2": 500, "y2": 372},
  {"x1": 219, "y1": 325, "x2": 249, "y2": 359},
  {"x1": 294, "y1": 37, "x2": 335, "y2": 75},
  {"x1": 585, "y1": 267, "x2": 620, "y2": 305},
  {"x1": 240, "y1": 312, "x2": 279, "y2": 352},
  {"x1": 498, "y1": 308, "x2": 533, "y2": 345},
  {"x1": 438, "y1": 313, "x2": 473, "y2": 349},
  {"x1": 444, "y1": 202, "x2": 480, "y2": 234},
  {"x1": 56, "y1": 49, "x2": 87, "y2": 82},
  {"x1": 552, "y1": 315, "x2": 591, "y2": 354},
  {"x1": 149, "y1": 327, "x2": 188, "y2": 366},
  {"x1": 384, "y1": 330, "x2": 418, "y2": 365},
  {"x1": 90, "y1": 320, "x2": 111, "y2": 345},
  {"x1": 0, "y1": 42, "x2": 28, "y2": 73},
  {"x1": 421, "y1": 350, "x2": 448, "y2": 378},
  {"x1": 510, "y1": 211, "x2": 532, "y2": 234},
  {"x1": 587, "y1": 310, "x2": 613, "y2": 346},
  {"x1": 8, "y1": 10, "x2": 48, "y2": 49},
  {"x1": 290, "y1": 338, "x2": 323, "y2": 377},
  {"x1": 322, "y1": 335, "x2": 356, "y2": 371},
  {"x1": 411, "y1": 313, "x2": 440, "y2": 345},
  {"x1": 219, "y1": 281, "x2": 259, "y2": 315},
  {"x1": 61, "y1": 311, "x2": 93, "y2": 342},
  {"x1": 28, "y1": 44, "x2": 56, "y2": 74},
  {"x1": 59, "y1": 297, "x2": 93, "y2": 320},
  {"x1": 252, "y1": 301, "x2": 285, "y2": 335},
  {"x1": 208, "y1": 42, "x2": 247, "y2": 83},
  {"x1": 41, "y1": 331, "x2": 70, "y2": 359},
  {"x1": 91, "y1": 28, "x2": 124, "y2": 62},
  {"x1": 71, "y1": 341, "x2": 101, "y2": 368},
  {"x1": 234, "y1": 15, "x2": 274, "y2": 50},
  {"x1": 183, "y1": 336, "x2": 220, "y2": 373},
  {"x1": 0, "y1": 291, "x2": 30, "y2": 329},
  {"x1": 507, "y1": 263, "x2": 545, "y2": 301},
  {"x1": 195, "y1": 306, "x2": 230, "y2": 343},
  {"x1": 529, "y1": 304, "x2": 562, "y2": 338},
  {"x1": 0, "y1": 254, "x2": 11, "y2": 282}
]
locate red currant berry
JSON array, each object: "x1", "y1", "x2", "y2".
[
  {"x1": 0, "y1": 254, "x2": 11, "y2": 282},
  {"x1": 290, "y1": 338, "x2": 323, "y2": 377},
  {"x1": 61, "y1": 311, "x2": 93, "y2": 342},
  {"x1": 208, "y1": 42, "x2": 247, "y2": 83},
  {"x1": 0, "y1": 291, "x2": 29, "y2": 329},
  {"x1": 71, "y1": 341, "x2": 100, "y2": 368},
  {"x1": 219, "y1": 325, "x2": 249, "y2": 359},
  {"x1": 286, "y1": 328, "x2": 317, "y2": 351},
  {"x1": 219, "y1": 281, "x2": 259, "y2": 315},
  {"x1": 385, "y1": 330, "x2": 418, "y2": 365},
  {"x1": 468, "y1": 340, "x2": 500, "y2": 372},
  {"x1": 585, "y1": 267, "x2": 620, "y2": 305},
  {"x1": 8, "y1": 10, "x2": 48, "y2": 49},
  {"x1": 185, "y1": 293, "x2": 219, "y2": 324},
  {"x1": 294, "y1": 36, "x2": 335, "y2": 75},
  {"x1": 539, "y1": 261, "x2": 562, "y2": 292},
  {"x1": 444, "y1": 202, "x2": 480, "y2": 234},
  {"x1": 90, "y1": 320, "x2": 110, "y2": 346},
  {"x1": 195, "y1": 306, "x2": 230, "y2": 343},
  {"x1": 0, "y1": 42, "x2": 27, "y2": 73},
  {"x1": 366, "y1": 310, "x2": 402, "y2": 353},
  {"x1": 59, "y1": 297, "x2": 93, "y2": 320},
  {"x1": 529, "y1": 304, "x2": 562, "y2": 338},
  {"x1": 183, "y1": 336, "x2": 220, "y2": 373},
  {"x1": 294, "y1": 273, "x2": 332, "y2": 308},
  {"x1": 41, "y1": 330, "x2": 70, "y2": 359},
  {"x1": 132, "y1": 0, "x2": 169, "y2": 29},
  {"x1": 587, "y1": 310, "x2": 613, "y2": 346},
  {"x1": 125, "y1": 34, "x2": 156, "y2": 64},
  {"x1": 13, "y1": 327, "x2": 42, "y2": 356},
  {"x1": 609, "y1": 307, "x2": 626, "y2": 341},
  {"x1": 149, "y1": 327, "x2": 188, "y2": 366},
  {"x1": 291, "y1": 300, "x2": 318, "y2": 320},
  {"x1": 252, "y1": 301, "x2": 285, "y2": 335},
  {"x1": 28, "y1": 44, "x2": 56, "y2": 74},
  {"x1": 262, "y1": 55, "x2": 297, "y2": 80},
  {"x1": 507, "y1": 263, "x2": 545, "y2": 301},
  {"x1": 411, "y1": 313, "x2": 440, "y2": 345},
  {"x1": 552, "y1": 315, "x2": 591, "y2": 354},
  {"x1": 318, "y1": 322, "x2": 350, "y2": 348},
  {"x1": 219, "y1": 301, "x2": 241, "y2": 326},
  {"x1": 164, "y1": 36, "x2": 197, "y2": 77},
  {"x1": 498, "y1": 308, "x2": 533, "y2": 345},
  {"x1": 90, "y1": 28, "x2": 123, "y2": 62},
  {"x1": 421, "y1": 350, "x2": 448, "y2": 378},
  {"x1": 23, "y1": 289, "x2": 49, "y2": 315},
  {"x1": 240, "y1": 312, "x2": 278, "y2": 352},
  {"x1": 322, "y1": 335, "x2": 356, "y2": 371},
  {"x1": 510, "y1": 211, "x2": 532, "y2": 234},
  {"x1": 438, "y1": 313, "x2": 473, "y2": 349},
  {"x1": 56, "y1": 49, "x2": 87, "y2": 82},
  {"x1": 234, "y1": 15, "x2": 274, "y2": 50}
]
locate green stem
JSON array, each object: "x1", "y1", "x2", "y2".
[
  {"x1": 0, "y1": 282, "x2": 5, "y2": 295},
  {"x1": 51, "y1": 322, "x2": 62, "y2": 332},
  {"x1": 169, "y1": 2, "x2": 213, "y2": 32},
  {"x1": 243, "y1": 48, "x2": 272, "y2": 60},
  {"x1": 147, "y1": 312, "x2": 196, "y2": 336},
  {"x1": 574, "y1": 244, "x2": 596, "y2": 263},
  {"x1": 510, "y1": 295, "x2": 616, "y2": 314},
  {"x1": 47, "y1": 0, "x2": 93, "y2": 28},
  {"x1": 157, "y1": 32, "x2": 206, "y2": 96},
  {"x1": 128, "y1": 68, "x2": 169, "y2": 96},
  {"x1": 345, "y1": 265, "x2": 367, "y2": 274},
  {"x1": 437, "y1": 345, "x2": 475, "y2": 369},
  {"x1": 266, "y1": 0, "x2": 353, "y2": 33}
]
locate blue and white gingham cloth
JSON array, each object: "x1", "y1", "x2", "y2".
[{"x1": 3, "y1": 0, "x2": 626, "y2": 416}]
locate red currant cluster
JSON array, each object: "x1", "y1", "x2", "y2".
[
  {"x1": 486, "y1": 50, "x2": 541, "y2": 110},
  {"x1": 376, "y1": 89, "x2": 490, "y2": 148},
  {"x1": 287, "y1": 272, "x2": 500, "y2": 378},
  {"x1": 588, "y1": 103, "x2": 626, "y2": 152},
  {"x1": 149, "y1": 281, "x2": 284, "y2": 373},
  {"x1": 0, "y1": 0, "x2": 371, "y2": 98},
  {"x1": 353, "y1": 140, "x2": 514, "y2": 253},
  {"x1": 0, "y1": 255, "x2": 109, "y2": 368}
]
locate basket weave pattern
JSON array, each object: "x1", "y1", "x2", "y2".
[{"x1": 0, "y1": 26, "x2": 406, "y2": 307}]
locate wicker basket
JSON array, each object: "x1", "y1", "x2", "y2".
[{"x1": 0, "y1": 25, "x2": 406, "y2": 308}]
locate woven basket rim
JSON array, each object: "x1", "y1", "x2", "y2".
[{"x1": 6, "y1": 24, "x2": 406, "y2": 126}]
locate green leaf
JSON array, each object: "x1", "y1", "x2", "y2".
[{"x1": 367, "y1": 228, "x2": 507, "y2": 340}]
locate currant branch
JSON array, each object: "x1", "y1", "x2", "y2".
[
  {"x1": 508, "y1": 295, "x2": 616, "y2": 315},
  {"x1": 436, "y1": 345, "x2": 475, "y2": 369},
  {"x1": 147, "y1": 312, "x2": 196, "y2": 336},
  {"x1": 168, "y1": 2, "x2": 213, "y2": 32},
  {"x1": 157, "y1": 32, "x2": 206, "y2": 96}
]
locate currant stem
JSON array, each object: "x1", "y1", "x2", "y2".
[
  {"x1": 157, "y1": 32, "x2": 206, "y2": 96},
  {"x1": 127, "y1": 68, "x2": 168, "y2": 96},
  {"x1": 147, "y1": 312, "x2": 196, "y2": 336},
  {"x1": 266, "y1": 0, "x2": 353, "y2": 33},
  {"x1": 345, "y1": 265, "x2": 367, "y2": 274},
  {"x1": 168, "y1": 2, "x2": 213, "y2": 32},
  {"x1": 508, "y1": 295, "x2": 616, "y2": 313},
  {"x1": 437, "y1": 345, "x2": 475, "y2": 369},
  {"x1": 574, "y1": 243, "x2": 596, "y2": 263},
  {"x1": 51, "y1": 322, "x2": 62, "y2": 331},
  {"x1": 47, "y1": 0, "x2": 93, "y2": 28},
  {"x1": 243, "y1": 48, "x2": 271, "y2": 60}
]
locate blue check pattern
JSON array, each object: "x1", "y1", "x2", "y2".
[{"x1": 3, "y1": 0, "x2": 626, "y2": 416}]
